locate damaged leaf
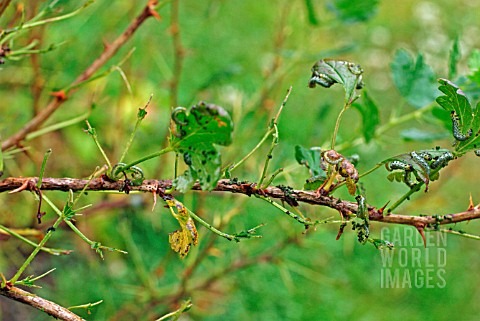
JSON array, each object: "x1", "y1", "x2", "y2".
[{"x1": 171, "y1": 102, "x2": 233, "y2": 192}]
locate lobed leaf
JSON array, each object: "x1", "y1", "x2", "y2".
[
  {"x1": 171, "y1": 102, "x2": 233, "y2": 192},
  {"x1": 436, "y1": 79, "x2": 480, "y2": 154},
  {"x1": 391, "y1": 49, "x2": 438, "y2": 108}
]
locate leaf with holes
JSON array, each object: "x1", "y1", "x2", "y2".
[
  {"x1": 171, "y1": 102, "x2": 233, "y2": 192},
  {"x1": 436, "y1": 79, "x2": 480, "y2": 154},
  {"x1": 166, "y1": 198, "x2": 198, "y2": 259},
  {"x1": 308, "y1": 59, "x2": 364, "y2": 104}
]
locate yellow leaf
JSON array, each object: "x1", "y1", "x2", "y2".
[
  {"x1": 346, "y1": 177, "x2": 357, "y2": 195},
  {"x1": 166, "y1": 197, "x2": 199, "y2": 258}
]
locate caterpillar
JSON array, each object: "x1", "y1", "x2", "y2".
[
  {"x1": 171, "y1": 107, "x2": 189, "y2": 126},
  {"x1": 111, "y1": 163, "x2": 145, "y2": 183},
  {"x1": 386, "y1": 160, "x2": 413, "y2": 172},
  {"x1": 337, "y1": 159, "x2": 359, "y2": 195},
  {"x1": 347, "y1": 62, "x2": 365, "y2": 89},
  {"x1": 410, "y1": 151, "x2": 431, "y2": 177},
  {"x1": 323, "y1": 149, "x2": 344, "y2": 165},
  {"x1": 338, "y1": 159, "x2": 359, "y2": 181},
  {"x1": 308, "y1": 73, "x2": 336, "y2": 88},
  {"x1": 402, "y1": 170, "x2": 416, "y2": 188},
  {"x1": 430, "y1": 152, "x2": 454, "y2": 169},
  {"x1": 451, "y1": 111, "x2": 472, "y2": 141},
  {"x1": 355, "y1": 195, "x2": 367, "y2": 219},
  {"x1": 129, "y1": 165, "x2": 145, "y2": 181},
  {"x1": 418, "y1": 152, "x2": 433, "y2": 161},
  {"x1": 111, "y1": 163, "x2": 127, "y2": 180}
]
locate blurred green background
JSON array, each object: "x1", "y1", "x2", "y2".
[{"x1": 1, "y1": 0, "x2": 480, "y2": 320}]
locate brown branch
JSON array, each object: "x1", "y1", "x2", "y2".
[
  {"x1": 0, "y1": 286, "x2": 85, "y2": 321},
  {"x1": 0, "y1": 0, "x2": 11, "y2": 19},
  {"x1": 169, "y1": 0, "x2": 184, "y2": 108},
  {"x1": 1, "y1": 177, "x2": 479, "y2": 228},
  {"x1": 1, "y1": 0, "x2": 159, "y2": 152}
]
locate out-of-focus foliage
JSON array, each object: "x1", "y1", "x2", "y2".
[{"x1": 391, "y1": 49, "x2": 438, "y2": 108}]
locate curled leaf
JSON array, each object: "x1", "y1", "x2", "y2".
[{"x1": 309, "y1": 59, "x2": 364, "y2": 104}]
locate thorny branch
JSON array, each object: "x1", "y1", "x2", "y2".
[
  {"x1": 1, "y1": 0, "x2": 160, "y2": 152},
  {"x1": 1, "y1": 177, "x2": 479, "y2": 228}
]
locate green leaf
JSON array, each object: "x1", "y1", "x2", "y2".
[
  {"x1": 468, "y1": 49, "x2": 480, "y2": 71},
  {"x1": 295, "y1": 145, "x2": 327, "y2": 190},
  {"x1": 172, "y1": 174, "x2": 195, "y2": 192},
  {"x1": 309, "y1": 59, "x2": 364, "y2": 104},
  {"x1": 467, "y1": 49, "x2": 480, "y2": 85},
  {"x1": 448, "y1": 37, "x2": 461, "y2": 80},
  {"x1": 436, "y1": 78, "x2": 480, "y2": 154},
  {"x1": 352, "y1": 91, "x2": 379, "y2": 143},
  {"x1": 326, "y1": 0, "x2": 379, "y2": 23},
  {"x1": 303, "y1": 177, "x2": 324, "y2": 190},
  {"x1": 431, "y1": 107, "x2": 452, "y2": 131},
  {"x1": 400, "y1": 128, "x2": 450, "y2": 142},
  {"x1": 171, "y1": 102, "x2": 233, "y2": 192},
  {"x1": 304, "y1": 0, "x2": 319, "y2": 25},
  {"x1": 387, "y1": 171, "x2": 404, "y2": 183},
  {"x1": 391, "y1": 49, "x2": 438, "y2": 108},
  {"x1": 294, "y1": 145, "x2": 325, "y2": 178}
]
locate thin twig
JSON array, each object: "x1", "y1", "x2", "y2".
[
  {"x1": 169, "y1": 0, "x2": 184, "y2": 108},
  {"x1": 0, "y1": 0, "x2": 11, "y2": 19},
  {"x1": 1, "y1": 1, "x2": 159, "y2": 151}
]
